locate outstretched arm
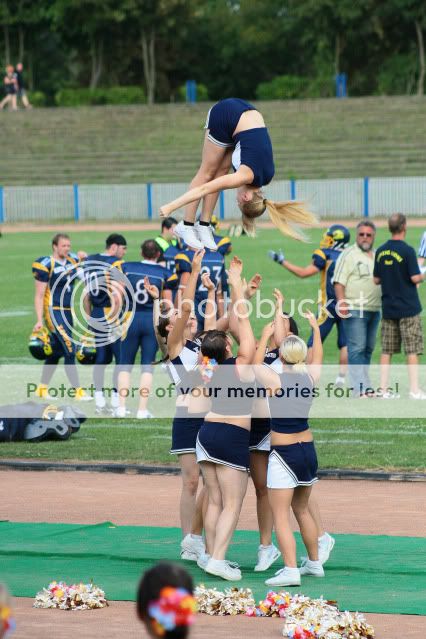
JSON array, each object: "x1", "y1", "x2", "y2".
[
  {"x1": 168, "y1": 250, "x2": 204, "y2": 356},
  {"x1": 160, "y1": 169, "x2": 251, "y2": 218}
]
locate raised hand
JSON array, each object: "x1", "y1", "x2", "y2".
[
  {"x1": 143, "y1": 276, "x2": 160, "y2": 300},
  {"x1": 305, "y1": 310, "x2": 319, "y2": 329},
  {"x1": 261, "y1": 321, "x2": 275, "y2": 340},
  {"x1": 191, "y1": 249, "x2": 205, "y2": 273},
  {"x1": 273, "y1": 288, "x2": 284, "y2": 310},
  {"x1": 244, "y1": 273, "x2": 262, "y2": 299},
  {"x1": 229, "y1": 255, "x2": 243, "y2": 276},
  {"x1": 201, "y1": 271, "x2": 215, "y2": 291}
]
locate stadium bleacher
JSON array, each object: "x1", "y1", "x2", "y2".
[{"x1": 0, "y1": 96, "x2": 425, "y2": 185}]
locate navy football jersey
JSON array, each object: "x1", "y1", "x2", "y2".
[
  {"x1": 175, "y1": 249, "x2": 225, "y2": 301},
  {"x1": 161, "y1": 243, "x2": 180, "y2": 274},
  {"x1": 119, "y1": 260, "x2": 178, "y2": 312},
  {"x1": 312, "y1": 247, "x2": 343, "y2": 305},
  {"x1": 32, "y1": 254, "x2": 80, "y2": 309},
  {"x1": 213, "y1": 233, "x2": 232, "y2": 256},
  {"x1": 83, "y1": 253, "x2": 123, "y2": 308}
]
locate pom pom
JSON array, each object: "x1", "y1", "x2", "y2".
[{"x1": 34, "y1": 581, "x2": 108, "y2": 610}]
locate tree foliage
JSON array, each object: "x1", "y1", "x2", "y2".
[{"x1": 0, "y1": 0, "x2": 424, "y2": 102}]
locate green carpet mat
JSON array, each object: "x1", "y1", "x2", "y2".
[{"x1": 1, "y1": 521, "x2": 425, "y2": 615}]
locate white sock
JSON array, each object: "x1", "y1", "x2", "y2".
[
  {"x1": 95, "y1": 391, "x2": 106, "y2": 408},
  {"x1": 191, "y1": 534, "x2": 203, "y2": 541},
  {"x1": 110, "y1": 391, "x2": 119, "y2": 408}
]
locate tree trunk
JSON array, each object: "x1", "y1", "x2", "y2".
[
  {"x1": 141, "y1": 29, "x2": 156, "y2": 104},
  {"x1": 334, "y1": 33, "x2": 341, "y2": 76},
  {"x1": 415, "y1": 20, "x2": 425, "y2": 96},
  {"x1": 18, "y1": 25, "x2": 24, "y2": 62},
  {"x1": 89, "y1": 38, "x2": 103, "y2": 89},
  {"x1": 27, "y1": 50, "x2": 34, "y2": 91},
  {"x1": 4, "y1": 24, "x2": 10, "y2": 64}
]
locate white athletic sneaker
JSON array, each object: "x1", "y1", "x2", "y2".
[
  {"x1": 335, "y1": 375, "x2": 346, "y2": 388},
  {"x1": 254, "y1": 544, "x2": 281, "y2": 572},
  {"x1": 409, "y1": 390, "x2": 426, "y2": 400},
  {"x1": 195, "y1": 223, "x2": 217, "y2": 250},
  {"x1": 301, "y1": 532, "x2": 335, "y2": 567},
  {"x1": 174, "y1": 221, "x2": 203, "y2": 250},
  {"x1": 205, "y1": 558, "x2": 242, "y2": 581},
  {"x1": 136, "y1": 410, "x2": 154, "y2": 419},
  {"x1": 318, "y1": 532, "x2": 335, "y2": 564},
  {"x1": 113, "y1": 406, "x2": 126, "y2": 418},
  {"x1": 197, "y1": 552, "x2": 211, "y2": 570},
  {"x1": 299, "y1": 559, "x2": 325, "y2": 577},
  {"x1": 180, "y1": 534, "x2": 205, "y2": 561},
  {"x1": 265, "y1": 567, "x2": 301, "y2": 587}
]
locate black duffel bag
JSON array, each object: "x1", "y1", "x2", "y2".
[{"x1": 0, "y1": 402, "x2": 86, "y2": 442}]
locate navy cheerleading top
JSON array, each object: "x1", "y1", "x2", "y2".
[
  {"x1": 268, "y1": 371, "x2": 315, "y2": 434},
  {"x1": 205, "y1": 98, "x2": 275, "y2": 188},
  {"x1": 208, "y1": 357, "x2": 255, "y2": 416}
]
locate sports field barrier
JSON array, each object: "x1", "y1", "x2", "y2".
[{"x1": 0, "y1": 176, "x2": 425, "y2": 223}]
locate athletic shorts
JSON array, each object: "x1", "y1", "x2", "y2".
[
  {"x1": 204, "y1": 98, "x2": 255, "y2": 148},
  {"x1": 249, "y1": 418, "x2": 271, "y2": 452},
  {"x1": 196, "y1": 421, "x2": 250, "y2": 472},
  {"x1": 170, "y1": 406, "x2": 204, "y2": 455},
  {"x1": 381, "y1": 315, "x2": 424, "y2": 355},
  {"x1": 120, "y1": 311, "x2": 157, "y2": 372},
  {"x1": 267, "y1": 442, "x2": 318, "y2": 489}
]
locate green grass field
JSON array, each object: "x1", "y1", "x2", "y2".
[{"x1": 0, "y1": 225, "x2": 425, "y2": 471}]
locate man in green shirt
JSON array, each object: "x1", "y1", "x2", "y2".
[
  {"x1": 333, "y1": 220, "x2": 381, "y2": 396},
  {"x1": 154, "y1": 217, "x2": 179, "y2": 253}
]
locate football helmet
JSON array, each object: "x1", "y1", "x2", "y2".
[
  {"x1": 76, "y1": 334, "x2": 96, "y2": 365},
  {"x1": 320, "y1": 224, "x2": 350, "y2": 250},
  {"x1": 28, "y1": 327, "x2": 53, "y2": 360}
]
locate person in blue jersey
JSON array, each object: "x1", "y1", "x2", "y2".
[
  {"x1": 254, "y1": 312, "x2": 324, "y2": 587},
  {"x1": 32, "y1": 233, "x2": 91, "y2": 401},
  {"x1": 210, "y1": 215, "x2": 233, "y2": 257},
  {"x1": 175, "y1": 247, "x2": 225, "y2": 332},
  {"x1": 159, "y1": 98, "x2": 317, "y2": 250},
  {"x1": 83, "y1": 234, "x2": 127, "y2": 414},
  {"x1": 268, "y1": 224, "x2": 350, "y2": 386},
  {"x1": 116, "y1": 239, "x2": 178, "y2": 419}
]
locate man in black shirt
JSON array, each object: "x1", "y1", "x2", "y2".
[
  {"x1": 374, "y1": 213, "x2": 425, "y2": 399},
  {"x1": 15, "y1": 62, "x2": 32, "y2": 109}
]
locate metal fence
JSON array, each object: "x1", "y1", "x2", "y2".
[{"x1": 1, "y1": 176, "x2": 425, "y2": 223}]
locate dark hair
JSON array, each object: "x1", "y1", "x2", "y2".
[
  {"x1": 201, "y1": 330, "x2": 229, "y2": 364},
  {"x1": 52, "y1": 233, "x2": 70, "y2": 246},
  {"x1": 388, "y1": 213, "x2": 406, "y2": 235},
  {"x1": 106, "y1": 233, "x2": 127, "y2": 248},
  {"x1": 356, "y1": 220, "x2": 376, "y2": 233},
  {"x1": 161, "y1": 217, "x2": 178, "y2": 231},
  {"x1": 142, "y1": 239, "x2": 161, "y2": 260},
  {"x1": 137, "y1": 562, "x2": 194, "y2": 639},
  {"x1": 282, "y1": 314, "x2": 299, "y2": 336}
]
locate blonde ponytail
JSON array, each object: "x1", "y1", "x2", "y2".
[
  {"x1": 265, "y1": 199, "x2": 318, "y2": 241},
  {"x1": 280, "y1": 335, "x2": 308, "y2": 374},
  {"x1": 240, "y1": 192, "x2": 318, "y2": 241}
]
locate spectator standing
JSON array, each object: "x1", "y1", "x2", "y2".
[
  {"x1": 0, "y1": 65, "x2": 17, "y2": 110},
  {"x1": 417, "y1": 230, "x2": 426, "y2": 273},
  {"x1": 333, "y1": 220, "x2": 381, "y2": 396},
  {"x1": 373, "y1": 213, "x2": 425, "y2": 399},
  {"x1": 14, "y1": 62, "x2": 32, "y2": 109}
]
